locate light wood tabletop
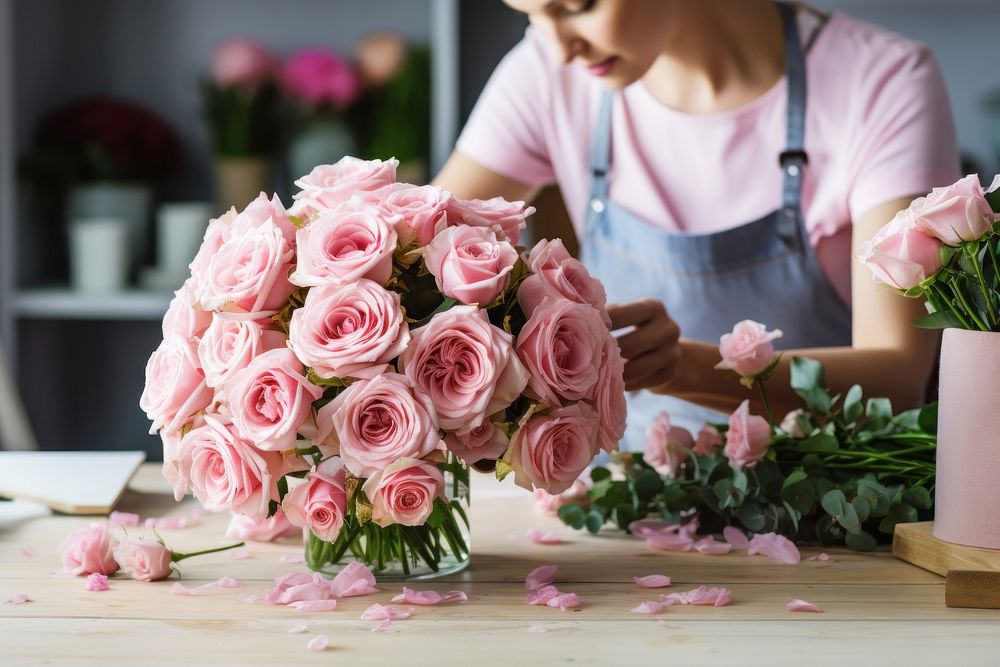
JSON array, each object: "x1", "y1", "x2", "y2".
[{"x1": 2, "y1": 463, "x2": 999, "y2": 666}]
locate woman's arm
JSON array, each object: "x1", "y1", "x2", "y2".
[
  {"x1": 432, "y1": 151, "x2": 540, "y2": 203},
  {"x1": 659, "y1": 195, "x2": 940, "y2": 418}
]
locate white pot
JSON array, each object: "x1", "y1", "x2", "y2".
[
  {"x1": 68, "y1": 218, "x2": 129, "y2": 294},
  {"x1": 67, "y1": 183, "x2": 152, "y2": 271},
  {"x1": 156, "y1": 202, "x2": 216, "y2": 286}
]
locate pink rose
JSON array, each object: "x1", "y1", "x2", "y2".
[
  {"x1": 532, "y1": 478, "x2": 590, "y2": 515},
  {"x1": 319, "y1": 373, "x2": 440, "y2": 477},
  {"x1": 591, "y1": 335, "x2": 627, "y2": 453},
  {"x1": 213, "y1": 39, "x2": 277, "y2": 88},
  {"x1": 140, "y1": 335, "x2": 213, "y2": 435},
  {"x1": 60, "y1": 523, "x2": 119, "y2": 576},
  {"x1": 444, "y1": 420, "x2": 510, "y2": 466},
  {"x1": 225, "y1": 508, "x2": 299, "y2": 542},
  {"x1": 365, "y1": 183, "x2": 451, "y2": 246},
  {"x1": 858, "y1": 208, "x2": 943, "y2": 290},
  {"x1": 644, "y1": 411, "x2": 694, "y2": 478},
  {"x1": 524, "y1": 238, "x2": 573, "y2": 272},
  {"x1": 289, "y1": 199, "x2": 398, "y2": 288},
  {"x1": 362, "y1": 458, "x2": 445, "y2": 527},
  {"x1": 293, "y1": 157, "x2": 398, "y2": 210},
  {"x1": 195, "y1": 215, "x2": 296, "y2": 315},
  {"x1": 180, "y1": 414, "x2": 284, "y2": 519},
  {"x1": 909, "y1": 174, "x2": 997, "y2": 245},
  {"x1": 445, "y1": 196, "x2": 534, "y2": 244},
  {"x1": 281, "y1": 48, "x2": 361, "y2": 108},
  {"x1": 234, "y1": 192, "x2": 298, "y2": 244},
  {"x1": 161, "y1": 428, "x2": 191, "y2": 502},
  {"x1": 282, "y1": 457, "x2": 347, "y2": 542},
  {"x1": 724, "y1": 400, "x2": 772, "y2": 470},
  {"x1": 422, "y1": 225, "x2": 519, "y2": 306},
  {"x1": 509, "y1": 403, "x2": 599, "y2": 494},
  {"x1": 225, "y1": 348, "x2": 322, "y2": 452},
  {"x1": 779, "y1": 409, "x2": 807, "y2": 438},
  {"x1": 399, "y1": 305, "x2": 528, "y2": 432},
  {"x1": 693, "y1": 425, "x2": 722, "y2": 456},
  {"x1": 288, "y1": 279, "x2": 410, "y2": 380},
  {"x1": 198, "y1": 316, "x2": 287, "y2": 389},
  {"x1": 715, "y1": 320, "x2": 783, "y2": 378},
  {"x1": 162, "y1": 280, "x2": 212, "y2": 341},
  {"x1": 189, "y1": 207, "x2": 236, "y2": 281},
  {"x1": 113, "y1": 539, "x2": 174, "y2": 582},
  {"x1": 516, "y1": 298, "x2": 606, "y2": 406},
  {"x1": 518, "y1": 258, "x2": 611, "y2": 327}
]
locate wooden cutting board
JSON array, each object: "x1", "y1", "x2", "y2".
[{"x1": 0, "y1": 450, "x2": 146, "y2": 515}]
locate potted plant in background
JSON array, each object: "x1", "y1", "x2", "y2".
[
  {"x1": 281, "y1": 46, "x2": 362, "y2": 184},
  {"x1": 18, "y1": 96, "x2": 181, "y2": 292},
  {"x1": 203, "y1": 39, "x2": 283, "y2": 211}
]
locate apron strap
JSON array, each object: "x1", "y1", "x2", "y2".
[
  {"x1": 589, "y1": 92, "x2": 614, "y2": 206},
  {"x1": 777, "y1": 1, "x2": 808, "y2": 251}
]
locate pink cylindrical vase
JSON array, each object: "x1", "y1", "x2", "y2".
[{"x1": 933, "y1": 327, "x2": 1000, "y2": 549}]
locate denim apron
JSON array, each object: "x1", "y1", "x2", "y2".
[{"x1": 581, "y1": 2, "x2": 852, "y2": 448}]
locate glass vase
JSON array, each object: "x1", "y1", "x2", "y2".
[{"x1": 305, "y1": 455, "x2": 470, "y2": 580}]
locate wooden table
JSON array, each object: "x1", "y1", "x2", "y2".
[{"x1": 3, "y1": 464, "x2": 999, "y2": 666}]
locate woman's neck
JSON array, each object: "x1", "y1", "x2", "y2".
[{"x1": 641, "y1": 0, "x2": 787, "y2": 114}]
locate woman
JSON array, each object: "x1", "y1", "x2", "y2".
[{"x1": 433, "y1": 0, "x2": 960, "y2": 448}]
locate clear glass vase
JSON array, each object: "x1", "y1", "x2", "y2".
[{"x1": 305, "y1": 455, "x2": 470, "y2": 580}]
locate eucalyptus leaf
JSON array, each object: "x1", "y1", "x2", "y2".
[
  {"x1": 902, "y1": 487, "x2": 932, "y2": 511},
  {"x1": 843, "y1": 384, "x2": 863, "y2": 423},
  {"x1": 845, "y1": 529, "x2": 877, "y2": 552},
  {"x1": 799, "y1": 433, "x2": 839, "y2": 453},
  {"x1": 737, "y1": 502, "x2": 767, "y2": 532},
  {"x1": 591, "y1": 467, "x2": 612, "y2": 483},
  {"x1": 634, "y1": 469, "x2": 663, "y2": 500},
  {"x1": 878, "y1": 503, "x2": 918, "y2": 535},
  {"x1": 557, "y1": 504, "x2": 587, "y2": 530},
  {"x1": 585, "y1": 510, "x2": 605, "y2": 534}
]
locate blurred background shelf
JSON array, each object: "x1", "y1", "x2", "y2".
[{"x1": 13, "y1": 288, "x2": 173, "y2": 320}]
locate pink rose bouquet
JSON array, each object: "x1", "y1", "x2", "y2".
[{"x1": 142, "y1": 155, "x2": 626, "y2": 578}]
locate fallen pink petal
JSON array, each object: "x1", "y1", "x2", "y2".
[
  {"x1": 526, "y1": 529, "x2": 563, "y2": 545},
  {"x1": 108, "y1": 511, "x2": 140, "y2": 527},
  {"x1": 390, "y1": 587, "x2": 468, "y2": 605},
  {"x1": 4, "y1": 593, "x2": 30, "y2": 604},
  {"x1": 787, "y1": 598, "x2": 823, "y2": 612},
  {"x1": 329, "y1": 562, "x2": 379, "y2": 597},
  {"x1": 278, "y1": 553, "x2": 305, "y2": 564},
  {"x1": 630, "y1": 600, "x2": 668, "y2": 614},
  {"x1": 694, "y1": 537, "x2": 733, "y2": 555},
  {"x1": 545, "y1": 592, "x2": 580, "y2": 610},
  {"x1": 290, "y1": 599, "x2": 338, "y2": 612},
  {"x1": 628, "y1": 519, "x2": 680, "y2": 538},
  {"x1": 306, "y1": 634, "x2": 328, "y2": 652},
  {"x1": 633, "y1": 575, "x2": 672, "y2": 588},
  {"x1": 361, "y1": 603, "x2": 412, "y2": 621},
  {"x1": 645, "y1": 532, "x2": 694, "y2": 551},
  {"x1": 85, "y1": 573, "x2": 110, "y2": 592},
  {"x1": 227, "y1": 548, "x2": 251, "y2": 560},
  {"x1": 723, "y1": 526, "x2": 750, "y2": 549},
  {"x1": 525, "y1": 564, "x2": 558, "y2": 590},
  {"x1": 747, "y1": 533, "x2": 801, "y2": 565},
  {"x1": 20, "y1": 547, "x2": 36, "y2": 558},
  {"x1": 442, "y1": 590, "x2": 469, "y2": 603},
  {"x1": 524, "y1": 584, "x2": 562, "y2": 606},
  {"x1": 215, "y1": 576, "x2": 241, "y2": 589},
  {"x1": 288, "y1": 622, "x2": 310, "y2": 634},
  {"x1": 170, "y1": 583, "x2": 199, "y2": 596},
  {"x1": 239, "y1": 593, "x2": 259, "y2": 604},
  {"x1": 807, "y1": 552, "x2": 831, "y2": 562},
  {"x1": 373, "y1": 620, "x2": 394, "y2": 632},
  {"x1": 263, "y1": 571, "x2": 334, "y2": 605},
  {"x1": 663, "y1": 585, "x2": 733, "y2": 607}
]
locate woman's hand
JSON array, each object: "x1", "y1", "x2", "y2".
[{"x1": 606, "y1": 299, "x2": 682, "y2": 393}]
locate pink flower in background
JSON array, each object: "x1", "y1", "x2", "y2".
[
  {"x1": 369, "y1": 183, "x2": 451, "y2": 246},
  {"x1": 113, "y1": 539, "x2": 173, "y2": 582},
  {"x1": 517, "y1": 298, "x2": 607, "y2": 406},
  {"x1": 140, "y1": 335, "x2": 213, "y2": 435},
  {"x1": 693, "y1": 425, "x2": 722, "y2": 456},
  {"x1": 399, "y1": 305, "x2": 528, "y2": 433},
  {"x1": 780, "y1": 409, "x2": 807, "y2": 437},
  {"x1": 198, "y1": 317, "x2": 287, "y2": 390},
  {"x1": 909, "y1": 174, "x2": 997, "y2": 245},
  {"x1": 446, "y1": 196, "x2": 533, "y2": 245},
  {"x1": 86, "y1": 573, "x2": 110, "y2": 592},
  {"x1": 715, "y1": 320, "x2": 783, "y2": 378},
  {"x1": 288, "y1": 279, "x2": 409, "y2": 381},
  {"x1": 281, "y1": 48, "x2": 361, "y2": 108},
  {"x1": 644, "y1": 411, "x2": 694, "y2": 478},
  {"x1": 509, "y1": 403, "x2": 599, "y2": 494},
  {"x1": 532, "y1": 478, "x2": 590, "y2": 515},
  {"x1": 362, "y1": 457, "x2": 445, "y2": 527},
  {"x1": 180, "y1": 414, "x2": 284, "y2": 519},
  {"x1": 320, "y1": 372, "x2": 439, "y2": 477},
  {"x1": 225, "y1": 508, "x2": 299, "y2": 542},
  {"x1": 444, "y1": 420, "x2": 509, "y2": 466},
  {"x1": 290, "y1": 199, "x2": 398, "y2": 288},
  {"x1": 293, "y1": 157, "x2": 397, "y2": 209},
  {"x1": 212, "y1": 39, "x2": 278, "y2": 88},
  {"x1": 59, "y1": 523, "x2": 119, "y2": 576},
  {"x1": 724, "y1": 400, "x2": 772, "y2": 470},
  {"x1": 422, "y1": 225, "x2": 519, "y2": 306},
  {"x1": 282, "y1": 458, "x2": 348, "y2": 542},
  {"x1": 592, "y1": 335, "x2": 627, "y2": 453},
  {"x1": 161, "y1": 280, "x2": 212, "y2": 341},
  {"x1": 858, "y1": 208, "x2": 943, "y2": 290},
  {"x1": 225, "y1": 348, "x2": 322, "y2": 452}
]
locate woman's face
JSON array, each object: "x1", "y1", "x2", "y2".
[{"x1": 502, "y1": 0, "x2": 681, "y2": 89}]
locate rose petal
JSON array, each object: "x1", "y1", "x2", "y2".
[
  {"x1": 288, "y1": 622, "x2": 310, "y2": 634},
  {"x1": 109, "y1": 511, "x2": 140, "y2": 527},
  {"x1": 694, "y1": 537, "x2": 733, "y2": 555},
  {"x1": 171, "y1": 582, "x2": 199, "y2": 596},
  {"x1": 239, "y1": 593, "x2": 259, "y2": 604},
  {"x1": 85, "y1": 573, "x2": 110, "y2": 592},
  {"x1": 373, "y1": 620, "x2": 394, "y2": 632},
  {"x1": 807, "y1": 552, "x2": 831, "y2": 562},
  {"x1": 4, "y1": 593, "x2": 30, "y2": 604},
  {"x1": 216, "y1": 576, "x2": 241, "y2": 589},
  {"x1": 633, "y1": 575, "x2": 672, "y2": 589},
  {"x1": 630, "y1": 600, "x2": 668, "y2": 614},
  {"x1": 526, "y1": 529, "x2": 563, "y2": 545},
  {"x1": 662, "y1": 585, "x2": 732, "y2": 607},
  {"x1": 361, "y1": 603, "x2": 412, "y2": 621},
  {"x1": 20, "y1": 547, "x2": 37, "y2": 558},
  {"x1": 279, "y1": 553, "x2": 305, "y2": 564},
  {"x1": 524, "y1": 584, "x2": 562, "y2": 606},
  {"x1": 723, "y1": 526, "x2": 750, "y2": 549},
  {"x1": 290, "y1": 599, "x2": 338, "y2": 612},
  {"x1": 525, "y1": 564, "x2": 558, "y2": 591},
  {"x1": 227, "y1": 548, "x2": 251, "y2": 560},
  {"x1": 546, "y1": 592, "x2": 580, "y2": 610},
  {"x1": 329, "y1": 562, "x2": 379, "y2": 597},
  {"x1": 306, "y1": 634, "x2": 328, "y2": 652},
  {"x1": 787, "y1": 598, "x2": 823, "y2": 613},
  {"x1": 441, "y1": 590, "x2": 469, "y2": 603},
  {"x1": 628, "y1": 519, "x2": 681, "y2": 537},
  {"x1": 391, "y1": 587, "x2": 442, "y2": 605},
  {"x1": 747, "y1": 532, "x2": 801, "y2": 565},
  {"x1": 645, "y1": 532, "x2": 694, "y2": 551}
]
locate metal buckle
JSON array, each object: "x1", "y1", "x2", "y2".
[{"x1": 778, "y1": 150, "x2": 809, "y2": 167}]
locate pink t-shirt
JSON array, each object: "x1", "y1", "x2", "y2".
[{"x1": 456, "y1": 11, "x2": 960, "y2": 306}]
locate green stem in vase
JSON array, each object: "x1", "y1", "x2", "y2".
[
  {"x1": 948, "y1": 280, "x2": 989, "y2": 331},
  {"x1": 396, "y1": 527, "x2": 411, "y2": 576},
  {"x1": 758, "y1": 382, "x2": 774, "y2": 428},
  {"x1": 967, "y1": 243, "x2": 998, "y2": 328},
  {"x1": 930, "y1": 282, "x2": 973, "y2": 329}
]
